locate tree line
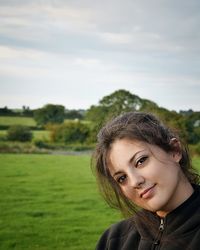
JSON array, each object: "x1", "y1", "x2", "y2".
[
  {"x1": 85, "y1": 89, "x2": 200, "y2": 145},
  {"x1": 0, "y1": 106, "x2": 84, "y2": 120},
  {"x1": 1, "y1": 89, "x2": 200, "y2": 146}
]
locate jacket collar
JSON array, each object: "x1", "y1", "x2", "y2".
[{"x1": 134, "y1": 184, "x2": 200, "y2": 239}]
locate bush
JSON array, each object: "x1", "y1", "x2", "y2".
[
  {"x1": 34, "y1": 104, "x2": 65, "y2": 126},
  {"x1": 0, "y1": 134, "x2": 7, "y2": 142},
  {"x1": 7, "y1": 125, "x2": 33, "y2": 142},
  {"x1": 34, "y1": 139, "x2": 56, "y2": 150},
  {"x1": 50, "y1": 121, "x2": 90, "y2": 144},
  {"x1": 0, "y1": 141, "x2": 50, "y2": 153}
]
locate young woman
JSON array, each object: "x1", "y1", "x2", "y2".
[{"x1": 92, "y1": 112, "x2": 200, "y2": 250}]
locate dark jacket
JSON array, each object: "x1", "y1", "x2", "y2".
[{"x1": 96, "y1": 185, "x2": 200, "y2": 250}]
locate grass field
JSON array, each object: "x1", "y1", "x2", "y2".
[
  {"x1": 0, "y1": 117, "x2": 88, "y2": 128},
  {"x1": 0, "y1": 155, "x2": 200, "y2": 250},
  {"x1": 192, "y1": 157, "x2": 200, "y2": 172},
  {"x1": 0, "y1": 116, "x2": 87, "y2": 142},
  {"x1": 0, "y1": 117, "x2": 36, "y2": 127},
  {"x1": 32, "y1": 131, "x2": 50, "y2": 141},
  {"x1": 0, "y1": 154, "x2": 120, "y2": 250}
]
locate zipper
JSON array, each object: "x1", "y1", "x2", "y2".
[
  {"x1": 159, "y1": 218, "x2": 164, "y2": 231},
  {"x1": 151, "y1": 218, "x2": 165, "y2": 250}
]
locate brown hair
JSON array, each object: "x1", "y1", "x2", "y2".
[{"x1": 92, "y1": 112, "x2": 200, "y2": 217}]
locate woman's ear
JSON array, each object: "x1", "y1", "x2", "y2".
[{"x1": 169, "y1": 138, "x2": 182, "y2": 163}]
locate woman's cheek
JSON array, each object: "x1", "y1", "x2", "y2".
[{"x1": 122, "y1": 187, "x2": 136, "y2": 201}]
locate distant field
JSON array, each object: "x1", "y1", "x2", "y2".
[
  {"x1": 0, "y1": 154, "x2": 120, "y2": 250},
  {"x1": 0, "y1": 116, "x2": 36, "y2": 127},
  {"x1": 0, "y1": 116, "x2": 89, "y2": 142},
  {"x1": 32, "y1": 130, "x2": 50, "y2": 140},
  {"x1": 0, "y1": 116, "x2": 88, "y2": 128},
  {"x1": 0, "y1": 130, "x2": 6, "y2": 136}
]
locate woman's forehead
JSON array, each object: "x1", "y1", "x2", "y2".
[
  {"x1": 110, "y1": 138, "x2": 149, "y2": 152},
  {"x1": 107, "y1": 139, "x2": 150, "y2": 170}
]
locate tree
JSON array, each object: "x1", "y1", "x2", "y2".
[
  {"x1": 86, "y1": 89, "x2": 197, "y2": 143},
  {"x1": 184, "y1": 111, "x2": 200, "y2": 144},
  {"x1": 0, "y1": 106, "x2": 15, "y2": 116},
  {"x1": 86, "y1": 89, "x2": 143, "y2": 128},
  {"x1": 64, "y1": 109, "x2": 84, "y2": 120},
  {"x1": 34, "y1": 104, "x2": 65, "y2": 126},
  {"x1": 99, "y1": 89, "x2": 143, "y2": 116},
  {"x1": 22, "y1": 105, "x2": 33, "y2": 117},
  {"x1": 86, "y1": 89, "x2": 146, "y2": 142},
  {"x1": 7, "y1": 125, "x2": 33, "y2": 142}
]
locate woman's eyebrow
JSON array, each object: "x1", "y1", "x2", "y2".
[
  {"x1": 113, "y1": 171, "x2": 124, "y2": 178},
  {"x1": 129, "y1": 149, "x2": 146, "y2": 164}
]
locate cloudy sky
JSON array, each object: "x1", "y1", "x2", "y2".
[{"x1": 0, "y1": 0, "x2": 200, "y2": 111}]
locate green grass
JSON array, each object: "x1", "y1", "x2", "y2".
[
  {"x1": 32, "y1": 131, "x2": 50, "y2": 141},
  {"x1": 0, "y1": 154, "x2": 199, "y2": 250},
  {"x1": 0, "y1": 117, "x2": 88, "y2": 128},
  {"x1": 0, "y1": 130, "x2": 6, "y2": 136},
  {"x1": 193, "y1": 157, "x2": 200, "y2": 172},
  {"x1": 0, "y1": 154, "x2": 120, "y2": 250},
  {"x1": 0, "y1": 117, "x2": 36, "y2": 127}
]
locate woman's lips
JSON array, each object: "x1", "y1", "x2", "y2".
[{"x1": 140, "y1": 184, "x2": 156, "y2": 199}]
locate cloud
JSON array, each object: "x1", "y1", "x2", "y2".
[
  {"x1": 0, "y1": 0, "x2": 199, "y2": 111},
  {"x1": 1, "y1": 0, "x2": 200, "y2": 57},
  {"x1": 98, "y1": 32, "x2": 133, "y2": 44},
  {"x1": 0, "y1": 45, "x2": 54, "y2": 78},
  {"x1": 0, "y1": 2, "x2": 94, "y2": 39},
  {"x1": 0, "y1": 45, "x2": 46, "y2": 60}
]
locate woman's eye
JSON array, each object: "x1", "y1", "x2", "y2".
[
  {"x1": 117, "y1": 175, "x2": 127, "y2": 184},
  {"x1": 136, "y1": 156, "x2": 148, "y2": 167}
]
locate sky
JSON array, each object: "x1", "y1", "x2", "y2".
[{"x1": 0, "y1": 0, "x2": 200, "y2": 112}]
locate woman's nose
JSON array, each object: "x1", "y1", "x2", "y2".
[{"x1": 128, "y1": 172, "x2": 145, "y2": 188}]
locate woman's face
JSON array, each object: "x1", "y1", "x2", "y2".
[{"x1": 108, "y1": 138, "x2": 193, "y2": 217}]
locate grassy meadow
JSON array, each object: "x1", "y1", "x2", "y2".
[
  {"x1": 0, "y1": 154, "x2": 120, "y2": 250},
  {"x1": 0, "y1": 115, "x2": 200, "y2": 250},
  {"x1": 192, "y1": 157, "x2": 200, "y2": 172},
  {"x1": 0, "y1": 116, "x2": 88, "y2": 143},
  {"x1": 0, "y1": 116, "x2": 89, "y2": 128},
  {"x1": 0, "y1": 154, "x2": 199, "y2": 250},
  {"x1": 0, "y1": 116, "x2": 50, "y2": 143},
  {"x1": 0, "y1": 117, "x2": 36, "y2": 127}
]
